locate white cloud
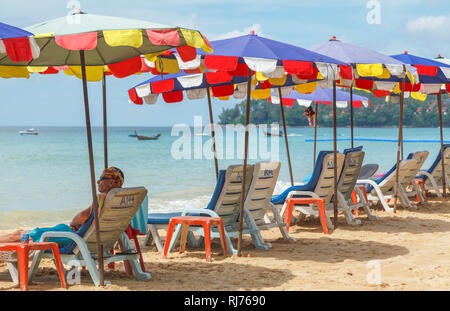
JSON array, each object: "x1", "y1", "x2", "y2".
[
  {"x1": 212, "y1": 24, "x2": 265, "y2": 40},
  {"x1": 406, "y1": 15, "x2": 450, "y2": 36}
]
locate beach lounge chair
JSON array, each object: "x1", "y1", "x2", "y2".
[
  {"x1": 145, "y1": 169, "x2": 228, "y2": 252},
  {"x1": 336, "y1": 147, "x2": 378, "y2": 223},
  {"x1": 166, "y1": 164, "x2": 261, "y2": 255},
  {"x1": 402, "y1": 151, "x2": 429, "y2": 204},
  {"x1": 147, "y1": 164, "x2": 256, "y2": 254},
  {"x1": 357, "y1": 158, "x2": 420, "y2": 211},
  {"x1": 242, "y1": 161, "x2": 295, "y2": 246},
  {"x1": 19, "y1": 187, "x2": 151, "y2": 287},
  {"x1": 415, "y1": 145, "x2": 450, "y2": 197},
  {"x1": 271, "y1": 151, "x2": 345, "y2": 230}
]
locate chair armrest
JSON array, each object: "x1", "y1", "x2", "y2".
[
  {"x1": 286, "y1": 191, "x2": 319, "y2": 199},
  {"x1": 39, "y1": 231, "x2": 85, "y2": 247},
  {"x1": 356, "y1": 179, "x2": 377, "y2": 187},
  {"x1": 181, "y1": 208, "x2": 220, "y2": 218}
]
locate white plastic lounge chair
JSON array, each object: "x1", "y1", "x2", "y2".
[
  {"x1": 416, "y1": 145, "x2": 450, "y2": 197},
  {"x1": 402, "y1": 151, "x2": 429, "y2": 204},
  {"x1": 337, "y1": 147, "x2": 378, "y2": 223},
  {"x1": 357, "y1": 158, "x2": 419, "y2": 212},
  {"x1": 271, "y1": 151, "x2": 345, "y2": 230},
  {"x1": 243, "y1": 161, "x2": 296, "y2": 247},
  {"x1": 20, "y1": 187, "x2": 151, "y2": 287},
  {"x1": 166, "y1": 164, "x2": 261, "y2": 255},
  {"x1": 145, "y1": 168, "x2": 231, "y2": 252}
]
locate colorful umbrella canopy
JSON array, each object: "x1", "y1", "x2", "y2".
[
  {"x1": 142, "y1": 33, "x2": 345, "y2": 85},
  {"x1": 309, "y1": 36, "x2": 415, "y2": 212},
  {"x1": 129, "y1": 32, "x2": 348, "y2": 253},
  {"x1": 390, "y1": 51, "x2": 450, "y2": 198},
  {"x1": 1, "y1": 12, "x2": 212, "y2": 286},
  {"x1": 391, "y1": 52, "x2": 450, "y2": 94},
  {"x1": 0, "y1": 12, "x2": 212, "y2": 76},
  {"x1": 270, "y1": 85, "x2": 370, "y2": 108},
  {"x1": 0, "y1": 22, "x2": 40, "y2": 63}
]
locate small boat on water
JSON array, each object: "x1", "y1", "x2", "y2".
[
  {"x1": 19, "y1": 128, "x2": 38, "y2": 135},
  {"x1": 263, "y1": 130, "x2": 283, "y2": 137},
  {"x1": 133, "y1": 130, "x2": 161, "y2": 141}
]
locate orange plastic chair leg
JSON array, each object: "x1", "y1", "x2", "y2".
[
  {"x1": 203, "y1": 223, "x2": 212, "y2": 262},
  {"x1": 217, "y1": 221, "x2": 227, "y2": 256},
  {"x1": 17, "y1": 245, "x2": 29, "y2": 291},
  {"x1": 162, "y1": 220, "x2": 177, "y2": 259},
  {"x1": 351, "y1": 190, "x2": 360, "y2": 217},
  {"x1": 316, "y1": 201, "x2": 328, "y2": 235},
  {"x1": 51, "y1": 244, "x2": 67, "y2": 289},
  {"x1": 284, "y1": 201, "x2": 294, "y2": 232}
]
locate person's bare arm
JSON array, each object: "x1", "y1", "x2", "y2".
[{"x1": 69, "y1": 205, "x2": 92, "y2": 231}]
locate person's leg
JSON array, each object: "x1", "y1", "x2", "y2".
[{"x1": 0, "y1": 229, "x2": 22, "y2": 243}]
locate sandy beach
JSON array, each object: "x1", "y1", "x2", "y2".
[{"x1": 1, "y1": 194, "x2": 450, "y2": 291}]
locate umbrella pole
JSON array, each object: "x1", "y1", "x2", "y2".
[
  {"x1": 206, "y1": 85, "x2": 219, "y2": 180},
  {"x1": 237, "y1": 69, "x2": 252, "y2": 257},
  {"x1": 278, "y1": 86, "x2": 294, "y2": 186},
  {"x1": 394, "y1": 77, "x2": 406, "y2": 213},
  {"x1": 102, "y1": 70, "x2": 108, "y2": 169},
  {"x1": 80, "y1": 51, "x2": 104, "y2": 286},
  {"x1": 437, "y1": 93, "x2": 447, "y2": 198},
  {"x1": 333, "y1": 81, "x2": 338, "y2": 228},
  {"x1": 350, "y1": 86, "x2": 354, "y2": 148},
  {"x1": 313, "y1": 102, "x2": 318, "y2": 167}
]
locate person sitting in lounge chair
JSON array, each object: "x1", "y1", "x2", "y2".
[{"x1": 0, "y1": 167, "x2": 124, "y2": 245}]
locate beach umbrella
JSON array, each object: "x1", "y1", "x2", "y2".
[
  {"x1": 1, "y1": 11, "x2": 211, "y2": 286},
  {"x1": 0, "y1": 22, "x2": 40, "y2": 72},
  {"x1": 129, "y1": 32, "x2": 346, "y2": 255},
  {"x1": 390, "y1": 52, "x2": 450, "y2": 198},
  {"x1": 309, "y1": 36, "x2": 413, "y2": 214},
  {"x1": 270, "y1": 86, "x2": 370, "y2": 166}
]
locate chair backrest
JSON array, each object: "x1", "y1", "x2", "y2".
[
  {"x1": 375, "y1": 159, "x2": 417, "y2": 193},
  {"x1": 358, "y1": 164, "x2": 379, "y2": 179},
  {"x1": 338, "y1": 146, "x2": 365, "y2": 200},
  {"x1": 212, "y1": 164, "x2": 254, "y2": 226},
  {"x1": 427, "y1": 145, "x2": 450, "y2": 183},
  {"x1": 313, "y1": 152, "x2": 345, "y2": 204},
  {"x1": 244, "y1": 161, "x2": 281, "y2": 225},
  {"x1": 403, "y1": 151, "x2": 429, "y2": 185},
  {"x1": 76, "y1": 187, "x2": 148, "y2": 254}
]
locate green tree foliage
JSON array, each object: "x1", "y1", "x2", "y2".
[{"x1": 218, "y1": 90, "x2": 450, "y2": 127}]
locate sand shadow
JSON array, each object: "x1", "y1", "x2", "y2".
[
  {"x1": 0, "y1": 259, "x2": 295, "y2": 291},
  {"x1": 230, "y1": 236, "x2": 410, "y2": 263}
]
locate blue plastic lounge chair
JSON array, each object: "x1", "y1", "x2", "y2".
[
  {"x1": 416, "y1": 145, "x2": 450, "y2": 197},
  {"x1": 165, "y1": 164, "x2": 256, "y2": 255},
  {"x1": 24, "y1": 187, "x2": 151, "y2": 287},
  {"x1": 145, "y1": 169, "x2": 227, "y2": 252},
  {"x1": 336, "y1": 146, "x2": 378, "y2": 223},
  {"x1": 271, "y1": 150, "x2": 345, "y2": 230},
  {"x1": 242, "y1": 161, "x2": 295, "y2": 248},
  {"x1": 357, "y1": 157, "x2": 420, "y2": 211}
]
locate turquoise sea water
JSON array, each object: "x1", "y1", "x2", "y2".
[{"x1": 0, "y1": 126, "x2": 447, "y2": 230}]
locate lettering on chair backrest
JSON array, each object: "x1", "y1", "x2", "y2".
[
  {"x1": 80, "y1": 187, "x2": 147, "y2": 254},
  {"x1": 120, "y1": 195, "x2": 135, "y2": 206},
  {"x1": 245, "y1": 162, "x2": 280, "y2": 225},
  {"x1": 315, "y1": 153, "x2": 345, "y2": 204},
  {"x1": 339, "y1": 151, "x2": 364, "y2": 200},
  {"x1": 215, "y1": 165, "x2": 254, "y2": 226}
]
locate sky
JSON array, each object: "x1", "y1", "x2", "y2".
[{"x1": 1, "y1": 0, "x2": 449, "y2": 126}]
